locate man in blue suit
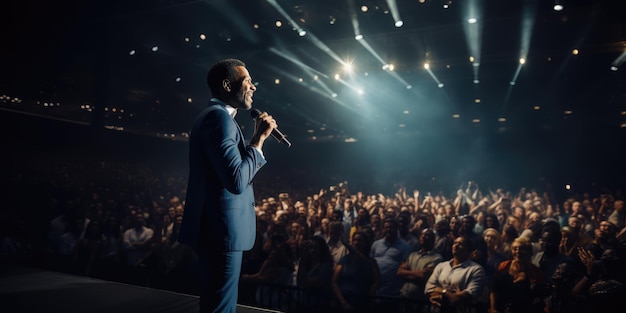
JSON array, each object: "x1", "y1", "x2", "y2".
[{"x1": 179, "y1": 58, "x2": 277, "y2": 313}]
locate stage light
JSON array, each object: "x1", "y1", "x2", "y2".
[
  {"x1": 129, "y1": 50, "x2": 136, "y2": 56},
  {"x1": 519, "y1": 58, "x2": 526, "y2": 64},
  {"x1": 395, "y1": 20, "x2": 404, "y2": 27},
  {"x1": 611, "y1": 66, "x2": 619, "y2": 71},
  {"x1": 200, "y1": 34, "x2": 206, "y2": 40},
  {"x1": 361, "y1": 5, "x2": 368, "y2": 12},
  {"x1": 424, "y1": 63, "x2": 430, "y2": 69},
  {"x1": 343, "y1": 63, "x2": 353, "y2": 73},
  {"x1": 438, "y1": 83, "x2": 444, "y2": 88},
  {"x1": 467, "y1": 18, "x2": 477, "y2": 24},
  {"x1": 298, "y1": 30, "x2": 306, "y2": 37},
  {"x1": 572, "y1": 49, "x2": 579, "y2": 55},
  {"x1": 554, "y1": 1, "x2": 564, "y2": 11},
  {"x1": 355, "y1": 34, "x2": 363, "y2": 40},
  {"x1": 275, "y1": 20, "x2": 282, "y2": 27},
  {"x1": 151, "y1": 46, "x2": 158, "y2": 52}
]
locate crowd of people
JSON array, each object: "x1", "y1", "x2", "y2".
[{"x1": 2, "y1": 148, "x2": 626, "y2": 313}]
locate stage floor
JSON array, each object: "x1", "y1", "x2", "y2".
[{"x1": 0, "y1": 263, "x2": 278, "y2": 313}]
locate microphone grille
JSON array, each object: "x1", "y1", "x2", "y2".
[{"x1": 250, "y1": 109, "x2": 262, "y2": 119}]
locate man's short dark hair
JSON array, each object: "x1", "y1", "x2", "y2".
[
  {"x1": 382, "y1": 217, "x2": 398, "y2": 228},
  {"x1": 207, "y1": 58, "x2": 246, "y2": 96}
]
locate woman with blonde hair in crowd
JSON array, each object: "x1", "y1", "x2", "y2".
[{"x1": 482, "y1": 228, "x2": 506, "y2": 309}]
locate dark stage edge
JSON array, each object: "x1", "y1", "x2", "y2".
[{"x1": 0, "y1": 264, "x2": 280, "y2": 313}]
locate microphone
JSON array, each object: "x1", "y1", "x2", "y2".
[{"x1": 250, "y1": 109, "x2": 292, "y2": 147}]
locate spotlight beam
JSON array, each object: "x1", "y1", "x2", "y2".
[
  {"x1": 266, "y1": 0, "x2": 306, "y2": 37},
  {"x1": 267, "y1": 0, "x2": 346, "y2": 66},
  {"x1": 385, "y1": 0, "x2": 402, "y2": 26},
  {"x1": 462, "y1": 0, "x2": 483, "y2": 83}
]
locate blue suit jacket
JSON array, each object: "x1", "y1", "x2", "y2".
[{"x1": 179, "y1": 101, "x2": 266, "y2": 253}]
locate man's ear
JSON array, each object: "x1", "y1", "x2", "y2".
[{"x1": 223, "y1": 79, "x2": 231, "y2": 92}]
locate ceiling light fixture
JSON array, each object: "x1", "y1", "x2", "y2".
[{"x1": 554, "y1": 1, "x2": 564, "y2": 11}]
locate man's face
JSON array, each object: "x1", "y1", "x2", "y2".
[
  {"x1": 230, "y1": 66, "x2": 255, "y2": 110},
  {"x1": 420, "y1": 229, "x2": 435, "y2": 247},
  {"x1": 540, "y1": 231, "x2": 559, "y2": 252},
  {"x1": 382, "y1": 221, "x2": 398, "y2": 241},
  {"x1": 568, "y1": 216, "x2": 582, "y2": 231},
  {"x1": 452, "y1": 237, "x2": 470, "y2": 260}
]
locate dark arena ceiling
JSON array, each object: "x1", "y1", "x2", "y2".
[
  {"x1": 3, "y1": 0, "x2": 626, "y2": 142},
  {"x1": 2, "y1": 1, "x2": 626, "y2": 191}
]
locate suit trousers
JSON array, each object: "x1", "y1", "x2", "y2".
[{"x1": 198, "y1": 250, "x2": 243, "y2": 313}]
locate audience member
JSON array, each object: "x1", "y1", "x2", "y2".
[
  {"x1": 327, "y1": 221, "x2": 349, "y2": 267},
  {"x1": 397, "y1": 228, "x2": 442, "y2": 312},
  {"x1": 490, "y1": 237, "x2": 546, "y2": 313},
  {"x1": 331, "y1": 231, "x2": 380, "y2": 313},
  {"x1": 295, "y1": 236, "x2": 334, "y2": 311},
  {"x1": 370, "y1": 217, "x2": 411, "y2": 311},
  {"x1": 425, "y1": 235, "x2": 486, "y2": 313}
]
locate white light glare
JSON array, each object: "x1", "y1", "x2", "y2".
[
  {"x1": 519, "y1": 58, "x2": 526, "y2": 64},
  {"x1": 151, "y1": 46, "x2": 159, "y2": 52},
  {"x1": 554, "y1": 4, "x2": 564, "y2": 11},
  {"x1": 355, "y1": 34, "x2": 363, "y2": 40},
  {"x1": 298, "y1": 30, "x2": 307, "y2": 37},
  {"x1": 611, "y1": 66, "x2": 619, "y2": 71},
  {"x1": 467, "y1": 18, "x2": 477, "y2": 24},
  {"x1": 395, "y1": 20, "x2": 404, "y2": 28}
]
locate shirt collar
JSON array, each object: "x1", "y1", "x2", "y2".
[
  {"x1": 210, "y1": 98, "x2": 237, "y2": 118},
  {"x1": 448, "y1": 258, "x2": 473, "y2": 269}
]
